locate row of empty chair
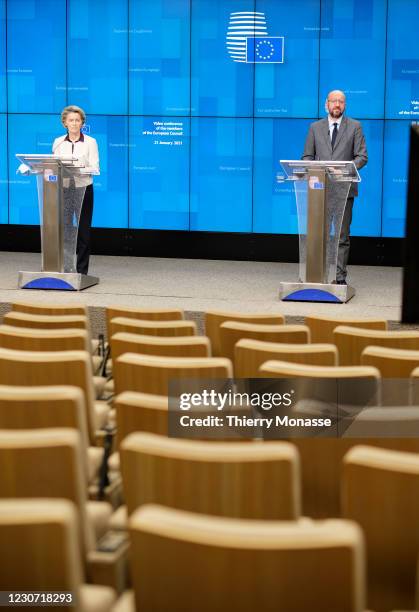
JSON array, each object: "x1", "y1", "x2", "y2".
[
  {"x1": 2, "y1": 302, "x2": 419, "y2": 611},
  {"x1": 1, "y1": 419, "x2": 419, "y2": 610},
  {"x1": 4, "y1": 303, "x2": 419, "y2": 373}
]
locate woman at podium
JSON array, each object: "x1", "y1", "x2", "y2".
[{"x1": 52, "y1": 105, "x2": 99, "y2": 275}]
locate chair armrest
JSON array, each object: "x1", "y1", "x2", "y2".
[{"x1": 87, "y1": 534, "x2": 130, "y2": 595}]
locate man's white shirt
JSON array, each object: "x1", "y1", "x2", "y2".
[{"x1": 328, "y1": 115, "x2": 343, "y2": 142}]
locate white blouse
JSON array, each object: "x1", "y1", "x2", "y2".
[{"x1": 52, "y1": 133, "x2": 100, "y2": 188}]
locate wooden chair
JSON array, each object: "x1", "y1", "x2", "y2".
[
  {"x1": 9, "y1": 302, "x2": 102, "y2": 355},
  {"x1": 305, "y1": 314, "x2": 387, "y2": 344},
  {"x1": 12, "y1": 301, "x2": 88, "y2": 316},
  {"x1": 361, "y1": 346, "x2": 419, "y2": 405},
  {"x1": 219, "y1": 321, "x2": 310, "y2": 363},
  {"x1": 0, "y1": 429, "x2": 110, "y2": 558},
  {"x1": 104, "y1": 333, "x2": 211, "y2": 395},
  {"x1": 122, "y1": 504, "x2": 366, "y2": 612},
  {"x1": 114, "y1": 391, "x2": 168, "y2": 444},
  {"x1": 109, "y1": 317, "x2": 196, "y2": 338},
  {"x1": 110, "y1": 332, "x2": 210, "y2": 361},
  {"x1": 2, "y1": 310, "x2": 102, "y2": 361},
  {"x1": 411, "y1": 366, "x2": 419, "y2": 405},
  {"x1": 334, "y1": 326, "x2": 419, "y2": 366},
  {"x1": 113, "y1": 353, "x2": 232, "y2": 395},
  {"x1": 0, "y1": 384, "x2": 103, "y2": 487},
  {"x1": 106, "y1": 306, "x2": 183, "y2": 337},
  {"x1": 205, "y1": 310, "x2": 285, "y2": 357},
  {"x1": 235, "y1": 338, "x2": 337, "y2": 377},
  {"x1": 258, "y1": 361, "x2": 381, "y2": 405},
  {"x1": 3, "y1": 310, "x2": 89, "y2": 330},
  {"x1": 0, "y1": 324, "x2": 106, "y2": 399},
  {"x1": 343, "y1": 445, "x2": 419, "y2": 611},
  {"x1": 106, "y1": 392, "x2": 170, "y2": 522},
  {"x1": 0, "y1": 347, "x2": 109, "y2": 445},
  {"x1": 294, "y1": 406, "x2": 419, "y2": 519},
  {"x1": 0, "y1": 499, "x2": 116, "y2": 612},
  {"x1": 361, "y1": 346, "x2": 419, "y2": 377},
  {"x1": 120, "y1": 432, "x2": 301, "y2": 522},
  {"x1": 257, "y1": 361, "x2": 381, "y2": 518},
  {"x1": 0, "y1": 324, "x2": 89, "y2": 352}
]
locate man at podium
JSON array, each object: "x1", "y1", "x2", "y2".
[
  {"x1": 302, "y1": 90, "x2": 367, "y2": 285},
  {"x1": 53, "y1": 105, "x2": 99, "y2": 275}
]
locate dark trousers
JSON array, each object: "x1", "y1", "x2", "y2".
[
  {"x1": 336, "y1": 196, "x2": 354, "y2": 282},
  {"x1": 76, "y1": 184, "x2": 93, "y2": 275}
]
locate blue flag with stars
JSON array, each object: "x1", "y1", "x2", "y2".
[{"x1": 246, "y1": 37, "x2": 284, "y2": 63}]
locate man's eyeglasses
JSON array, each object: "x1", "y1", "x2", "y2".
[{"x1": 328, "y1": 98, "x2": 345, "y2": 105}]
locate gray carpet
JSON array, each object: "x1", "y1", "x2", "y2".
[{"x1": 0, "y1": 251, "x2": 415, "y2": 337}]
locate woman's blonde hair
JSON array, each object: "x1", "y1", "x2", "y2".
[{"x1": 61, "y1": 105, "x2": 86, "y2": 127}]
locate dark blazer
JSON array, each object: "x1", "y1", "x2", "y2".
[{"x1": 302, "y1": 116, "x2": 368, "y2": 197}]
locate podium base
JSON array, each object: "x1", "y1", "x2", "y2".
[
  {"x1": 280, "y1": 281, "x2": 355, "y2": 303},
  {"x1": 18, "y1": 271, "x2": 99, "y2": 291}
]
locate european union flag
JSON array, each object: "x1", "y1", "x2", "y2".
[{"x1": 246, "y1": 37, "x2": 284, "y2": 63}]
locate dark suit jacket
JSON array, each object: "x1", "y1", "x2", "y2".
[{"x1": 302, "y1": 116, "x2": 368, "y2": 197}]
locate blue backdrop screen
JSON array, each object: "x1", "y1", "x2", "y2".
[
  {"x1": 1, "y1": 0, "x2": 418, "y2": 239},
  {"x1": 130, "y1": 0, "x2": 190, "y2": 116},
  {"x1": 68, "y1": 0, "x2": 128, "y2": 115},
  {"x1": 7, "y1": 0, "x2": 66, "y2": 113},
  {"x1": 0, "y1": 0, "x2": 6, "y2": 113}
]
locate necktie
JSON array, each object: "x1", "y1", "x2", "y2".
[{"x1": 331, "y1": 122, "x2": 338, "y2": 150}]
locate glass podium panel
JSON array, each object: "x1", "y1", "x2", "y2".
[
  {"x1": 294, "y1": 178, "x2": 351, "y2": 283},
  {"x1": 61, "y1": 165, "x2": 86, "y2": 273},
  {"x1": 16, "y1": 153, "x2": 98, "y2": 291},
  {"x1": 278, "y1": 160, "x2": 360, "y2": 303}
]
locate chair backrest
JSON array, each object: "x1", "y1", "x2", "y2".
[
  {"x1": 129, "y1": 504, "x2": 366, "y2": 612},
  {"x1": 342, "y1": 405, "x2": 419, "y2": 438},
  {"x1": 0, "y1": 499, "x2": 84, "y2": 596},
  {"x1": 235, "y1": 338, "x2": 337, "y2": 377},
  {"x1": 0, "y1": 324, "x2": 90, "y2": 352},
  {"x1": 205, "y1": 311, "x2": 285, "y2": 357},
  {"x1": 109, "y1": 317, "x2": 196, "y2": 337},
  {"x1": 114, "y1": 391, "x2": 169, "y2": 447},
  {"x1": 334, "y1": 326, "x2": 419, "y2": 366},
  {"x1": 110, "y1": 332, "x2": 210, "y2": 362},
  {"x1": 411, "y1": 366, "x2": 419, "y2": 405},
  {"x1": 0, "y1": 384, "x2": 90, "y2": 461},
  {"x1": 12, "y1": 301, "x2": 88, "y2": 316},
  {"x1": 0, "y1": 428, "x2": 94, "y2": 555},
  {"x1": 361, "y1": 345, "x2": 419, "y2": 377},
  {"x1": 259, "y1": 361, "x2": 380, "y2": 380},
  {"x1": 106, "y1": 306, "x2": 183, "y2": 336},
  {"x1": 259, "y1": 361, "x2": 381, "y2": 412},
  {"x1": 305, "y1": 315, "x2": 387, "y2": 344},
  {"x1": 342, "y1": 445, "x2": 419, "y2": 611},
  {"x1": 3, "y1": 311, "x2": 89, "y2": 331},
  {"x1": 121, "y1": 432, "x2": 301, "y2": 520},
  {"x1": 0, "y1": 348, "x2": 97, "y2": 444},
  {"x1": 219, "y1": 322, "x2": 310, "y2": 363},
  {"x1": 114, "y1": 353, "x2": 233, "y2": 395},
  {"x1": 361, "y1": 346, "x2": 419, "y2": 405}
]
